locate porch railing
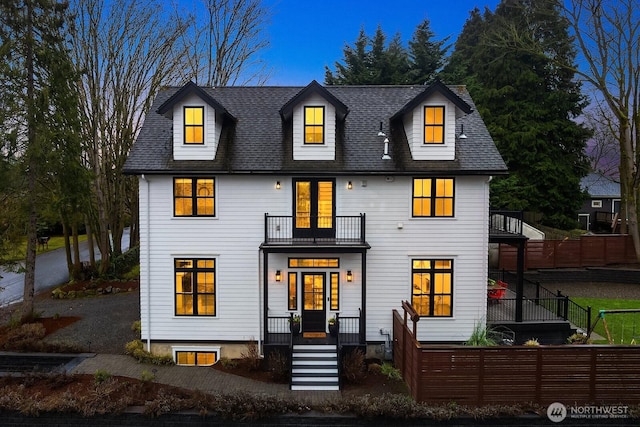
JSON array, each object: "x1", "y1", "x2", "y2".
[
  {"x1": 488, "y1": 270, "x2": 592, "y2": 334},
  {"x1": 264, "y1": 214, "x2": 366, "y2": 244},
  {"x1": 266, "y1": 315, "x2": 290, "y2": 345},
  {"x1": 489, "y1": 210, "x2": 523, "y2": 236},
  {"x1": 336, "y1": 309, "x2": 364, "y2": 344}
]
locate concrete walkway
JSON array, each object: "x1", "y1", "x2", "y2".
[{"x1": 72, "y1": 353, "x2": 341, "y2": 406}]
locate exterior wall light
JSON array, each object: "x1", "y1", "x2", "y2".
[
  {"x1": 346, "y1": 270, "x2": 353, "y2": 282},
  {"x1": 275, "y1": 270, "x2": 282, "y2": 282},
  {"x1": 275, "y1": 181, "x2": 281, "y2": 190},
  {"x1": 347, "y1": 181, "x2": 353, "y2": 190}
]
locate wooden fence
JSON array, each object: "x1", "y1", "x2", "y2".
[
  {"x1": 393, "y1": 309, "x2": 640, "y2": 405},
  {"x1": 498, "y1": 235, "x2": 636, "y2": 271}
]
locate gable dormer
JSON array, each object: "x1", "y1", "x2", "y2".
[
  {"x1": 156, "y1": 81, "x2": 235, "y2": 161},
  {"x1": 280, "y1": 80, "x2": 348, "y2": 161},
  {"x1": 391, "y1": 81, "x2": 472, "y2": 161}
]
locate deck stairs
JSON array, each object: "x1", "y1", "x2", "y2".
[{"x1": 290, "y1": 344, "x2": 339, "y2": 391}]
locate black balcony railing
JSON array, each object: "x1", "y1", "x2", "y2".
[
  {"x1": 264, "y1": 214, "x2": 366, "y2": 245},
  {"x1": 489, "y1": 210, "x2": 524, "y2": 237}
]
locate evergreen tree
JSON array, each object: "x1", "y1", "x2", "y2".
[
  {"x1": 0, "y1": 0, "x2": 83, "y2": 320},
  {"x1": 325, "y1": 23, "x2": 445, "y2": 85},
  {"x1": 407, "y1": 18, "x2": 449, "y2": 85},
  {"x1": 442, "y1": 0, "x2": 591, "y2": 228}
]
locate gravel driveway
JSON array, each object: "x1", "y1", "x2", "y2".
[{"x1": 0, "y1": 290, "x2": 141, "y2": 354}]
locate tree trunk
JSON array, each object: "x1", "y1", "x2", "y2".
[
  {"x1": 72, "y1": 222, "x2": 81, "y2": 278},
  {"x1": 62, "y1": 221, "x2": 73, "y2": 276},
  {"x1": 86, "y1": 217, "x2": 96, "y2": 267}
]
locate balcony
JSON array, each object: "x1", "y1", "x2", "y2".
[
  {"x1": 261, "y1": 214, "x2": 369, "y2": 251},
  {"x1": 489, "y1": 210, "x2": 527, "y2": 243}
]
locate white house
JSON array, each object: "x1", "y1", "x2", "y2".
[{"x1": 124, "y1": 80, "x2": 508, "y2": 390}]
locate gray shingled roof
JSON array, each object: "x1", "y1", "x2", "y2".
[
  {"x1": 124, "y1": 83, "x2": 507, "y2": 176},
  {"x1": 581, "y1": 173, "x2": 620, "y2": 198}
]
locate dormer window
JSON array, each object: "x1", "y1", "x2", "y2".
[
  {"x1": 184, "y1": 106, "x2": 204, "y2": 144},
  {"x1": 304, "y1": 106, "x2": 325, "y2": 144},
  {"x1": 424, "y1": 106, "x2": 444, "y2": 144}
]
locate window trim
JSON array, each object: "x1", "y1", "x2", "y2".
[
  {"x1": 174, "y1": 258, "x2": 216, "y2": 316},
  {"x1": 423, "y1": 105, "x2": 445, "y2": 144},
  {"x1": 411, "y1": 258, "x2": 453, "y2": 318},
  {"x1": 173, "y1": 346, "x2": 220, "y2": 366},
  {"x1": 304, "y1": 106, "x2": 325, "y2": 144},
  {"x1": 183, "y1": 106, "x2": 205, "y2": 145},
  {"x1": 591, "y1": 200, "x2": 603, "y2": 208},
  {"x1": 412, "y1": 178, "x2": 455, "y2": 218},
  {"x1": 173, "y1": 177, "x2": 216, "y2": 217},
  {"x1": 288, "y1": 258, "x2": 340, "y2": 268}
]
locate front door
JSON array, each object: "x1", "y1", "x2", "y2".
[
  {"x1": 302, "y1": 273, "x2": 325, "y2": 332},
  {"x1": 293, "y1": 179, "x2": 335, "y2": 239}
]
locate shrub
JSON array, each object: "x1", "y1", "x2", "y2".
[
  {"x1": 94, "y1": 370, "x2": 112, "y2": 384},
  {"x1": 380, "y1": 362, "x2": 403, "y2": 381},
  {"x1": 266, "y1": 350, "x2": 289, "y2": 382},
  {"x1": 219, "y1": 357, "x2": 238, "y2": 369},
  {"x1": 131, "y1": 320, "x2": 141, "y2": 334},
  {"x1": 523, "y1": 338, "x2": 540, "y2": 346},
  {"x1": 140, "y1": 369, "x2": 156, "y2": 382},
  {"x1": 465, "y1": 320, "x2": 496, "y2": 346},
  {"x1": 341, "y1": 349, "x2": 366, "y2": 384},
  {"x1": 124, "y1": 340, "x2": 174, "y2": 365},
  {"x1": 240, "y1": 340, "x2": 261, "y2": 371},
  {"x1": 3, "y1": 323, "x2": 46, "y2": 350},
  {"x1": 567, "y1": 333, "x2": 591, "y2": 344}
]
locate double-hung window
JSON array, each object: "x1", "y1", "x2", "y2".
[
  {"x1": 411, "y1": 259, "x2": 453, "y2": 317},
  {"x1": 424, "y1": 106, "x2": 444, "y2": 144},
  {"x1": 175, "y1": 258, "x2": 216, "y2": 316},
  {"x1": 174, "y1": 178, "x2": 215, "y2": 216},
  {"x1": 304, "y1": 106, "x2": 324, "y2": 144},
  {"x1": 413, "y1": 178, "x2": 454, "y2": 217},
  {"x1": 184, "y1": 106, "x2": 204, "y2": 144}
]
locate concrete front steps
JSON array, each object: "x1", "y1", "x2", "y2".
[{"x1": 290, "y1": 344, "x2": 339, "y2": 391}]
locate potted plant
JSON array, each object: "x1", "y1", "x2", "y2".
[
  {"x1": 289, "y1": 314, "x2": 301, "y2": 335},
  {"x1": 328, "y1": 316, "x2": 339, "y2": 336}
]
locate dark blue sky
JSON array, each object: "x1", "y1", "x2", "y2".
[{"x1": 261, "y1": 0, "x2": 501, "y2": 85}]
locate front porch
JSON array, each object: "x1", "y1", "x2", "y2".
[{"x1": 265, "y1": 312, "x2": 365, "y2": 346}]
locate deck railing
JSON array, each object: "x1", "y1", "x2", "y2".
[
  {"x1": 264, "y1": 214, "x2": 366, "y2": 244},
  {"x1": 336, "y1": 309, "x2": 364, "y2": 344},
  {"x1": 489, "y1": 210, "x2": 523, "y2": 236}
]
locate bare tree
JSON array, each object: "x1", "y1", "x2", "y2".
[
  {"x1": 177, "y1": 0, "x2": 271, "y2": 86},
  {"x1": 584, "y1": 101, "x2": 620, "y2": 179},
  {"x1": 563, "y1": 0, "x2": 640, "y2": 256},
  {"x1": 71, "y1": 0, "x2": 188, "y2": 274}
]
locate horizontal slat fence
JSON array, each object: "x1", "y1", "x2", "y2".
[
  {"x1": 393, "y1": 309, "x2": 640, "y2": 405},
  {"x1": 499, "y1": 235, "x2": 636, "y2": 271}
]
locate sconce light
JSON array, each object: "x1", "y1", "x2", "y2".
[
  {"x1": 275, "y1": 181, "x2": 281, "y2": 190},
  {"x1": 346, "y1": 270, "x2": 353, "y2": 282},
  {"x1": 275, "y1": 270, "x2": 282, "y2": 282},
  {"x1": 347, "y1": 181, "x2": 353, "y2": 190},
  {"x1": 458, "y1": 124, "x2": 467, "y2": 139}
]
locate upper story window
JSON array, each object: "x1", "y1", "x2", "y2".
[
  {"x1": 174, "y1": 178, "x2": 215, "y2": 216},
  {"x1": 184, "y1": 106, "x2": 204, "y2": 144},
  {"x1": 413, "y1": 178, "x2": 454, "y2": 217},
  {"x1": 424, "y1": 106, "x2": 444, "y2": 144},
  {"x1": 304, "y1": 106, "x2": 325, "y2": 144}
]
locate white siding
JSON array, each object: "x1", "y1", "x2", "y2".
[
  {"x1": 172, "y1": 93, "x2": 220, "y2": 161},
  {"x1": 292, "y1": 93, "x2": 336, "y2": 160},
  {"x1": 139, "y1": 174, "x2": 490, "y2": 345},
  {"x1": 404, "y1": 92, "x2": 456, "y2": 161}
]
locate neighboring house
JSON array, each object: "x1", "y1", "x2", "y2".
[
  {"x1": 124, "y1": 80, "x2": 508, "y2": 389},
  {"x1": 578, "y1": 173, "x2": 621, "y2": 232}
]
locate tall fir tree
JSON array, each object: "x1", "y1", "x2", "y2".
[
  {"x1": 0, "y1": 0, "x2": 83, "y2": 320},
  {"x1": 442, "y1": 0, "x2": 591, "y2": 227},
  {"x1": 407, "y1": 18, "x2": 449, "y2": 85}
]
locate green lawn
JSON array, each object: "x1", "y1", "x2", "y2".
[
  {"x1": 6, "y1": 235, "x2": 88, "y2": 262},
  {"x1": 572, "y1": 297, "x2": 640, "y2": 344}
]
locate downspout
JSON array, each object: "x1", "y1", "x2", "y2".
[
  {"x1": 258, "y1": 249, "x2": 263, "y2": 355},
  {"x1": 141, "y1": 174, "x2": 152, "y2": 352}
]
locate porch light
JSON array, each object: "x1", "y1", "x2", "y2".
[
  {"x1": 275, "y1": 270, "x2": 282, "y2": 282},
  {"x1": 458, "y1": 124, "x2": 467, "y2": 139},
  {"x1": 275, "y1": 181, "x2": 281, "y2": 190},
  {"x1": 347, "y1": 181, "x2": 353, "y2": 190},
  {"x1": 346, "y1": 270, "x2": 353, "y2": 282}
]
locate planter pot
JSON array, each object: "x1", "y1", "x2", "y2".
[
  {"x1": 328, "y1": 322, "x2": 339, "y2": 337},
  {"x1": 290, "y1": 323, "x2": 300, "y2": 335}
]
